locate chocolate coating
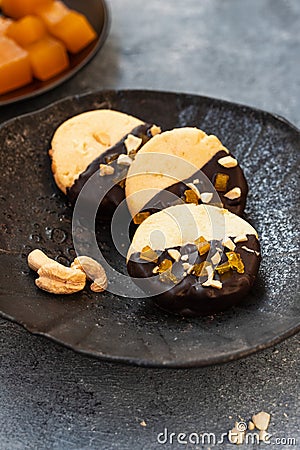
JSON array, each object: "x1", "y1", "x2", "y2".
[
  {"x1": 139, "y1": 150, "x2": 248, "y2": 216},
  {"x1": 127, "y1": 235, "x2": 261, "y2": 316},
  {"x1": 67, "y1": 123, "x2": 154, "y2": 216}
]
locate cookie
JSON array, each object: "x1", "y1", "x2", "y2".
[
  {"x1": 49, "y1": 109, "x2": 145, "y2": 194},
  {"x1": 125, "y1": 127, "x2": 248, "y2": 218},
  {"x1": 127, "y1": 204, "x2": 261, "y2": 316}
]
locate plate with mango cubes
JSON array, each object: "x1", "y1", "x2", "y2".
[{"x1": 0, "y1": 0, "x2": 110, "y2": 105}]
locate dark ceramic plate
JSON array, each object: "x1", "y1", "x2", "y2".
[
  {"x1": 0, "y1": 0, "x2": 110, "y2": 106},
  {"x1": 0, "y1": 90, "x2": 299, "y2": 367}
]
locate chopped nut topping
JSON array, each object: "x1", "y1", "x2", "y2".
[
  {"x1": 99, "y1": 163, "x2": 115, "y2": 176},
  {"x1": 224, "y1": 187, "x2": 241, "y2": 200},
  {"x1": 211, "y1": 252, "x2": 221, "y2": 266},
  {"x1": 152, "y1": 266, "x2": 159, "y2": 274},
  {"x1": 133, "y1": 211, "x2": 151, "y2": 224},
  {"x1": 252, "y1": 412, "x2": 271, "y2": 431},
  {"x1": 241, "y1": 246, "x2": 260, "y2": 256},
  {"x1": 199, "y1": 192, "x2": 213, "y2": 203},
  {"x1": 150, "y1": 125, "x2": 161, "y2": 136},
  {"x1": 117, "y1": 154, "x2": 133, "y2": 166},
  {"x1": 248, "y1": 421, "x2": 255, "y2": 431},
  {"x1": 214, "y1": 173, "x2": 229, "y2": 192},
  {"x1": 218, "y1": 155, "x2": 238, "y2": 168},
  {"x1": 182, "y1": 262, "x2": 194, "y2": 273},
  {"x1": 124, "y1": 134, "x2": 143, "y2": 154},
  {"x1": 167, "y1": 249, "x2": 181, "y2": 262},
  {"x1": 186, "y1": 183, "x2": 201, "y2": 199},
  {"x1": 202, "y1": 278, "x2": 223, "y2": 289},
  {"x1": 195, "y1": 236, "x2": 210, "y2": 255},
  {"x1": 93, "y1": 131, "x2": 111, "y2": 146},
  {"x1": 222, "y1": 237, "x2": 236, "y2": 251},
  {"x1": 184, "y1": 189, "x2": 199, "y2": 204},
  {"x1": 226, "y1": 251, "x2": 245, "y2": 273},
  {"x1": 234, "y1": 234, "x2": 248, "y2": 243},
  {"x1": 181, "y1": 254, "x2": 189, "y2": 261},
  {"x1": 140, "y1": 245, "x2": 158, "y2": 262},
  {"x1": 215, "y1": 261, "x2": 231, "y2": 275},
  {"x1": 193, "y1": 178, "x2": 200, "y2": 184}
]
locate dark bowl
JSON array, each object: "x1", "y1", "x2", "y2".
[{"x1": 0, "y1": 0, "x2": 110, "y2": 106}]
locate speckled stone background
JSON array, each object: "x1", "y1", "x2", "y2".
[{"x1": 0, "y1": 1, "x2": 299, "y2": 449}]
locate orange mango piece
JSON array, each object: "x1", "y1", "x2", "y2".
[
  {"x1": 50, "y1": 10, "x2": 97, "y2": 53},
  {"x1": 0, "y1": 36, "x2": 32, "y2": 94},
  {"x1": 6, "y1": 15, "x2": 46, "y2": 46},
  {"x1": 26, "y1": 36, "x2": 69, "y2": 81},
  {"x1": 2, "y1": 0, "x2": 53, "y2": 19},
  {"x1": 35, "y1": 0, "x2": 69, "y2": 29},
  {"x1": 0, "y1": 17, "x2": 13, "y2": 35}
]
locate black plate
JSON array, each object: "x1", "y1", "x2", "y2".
[
  {"x1": 0, "y1": 90, "x2": 299, "y2": 368},
  {"x1": 0, "y1": 0, "x2": 110, "y2": 106}
]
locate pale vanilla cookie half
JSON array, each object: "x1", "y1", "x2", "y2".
[
  {"x1": 126, "y1": 127, "x2": 248, "y2": 218},
  {"x1": 127, "y1": 204, "x2": 261, "y2": 316},
  {"x1": 49, "y1": 109, "x2": 144, "y2": 194}
]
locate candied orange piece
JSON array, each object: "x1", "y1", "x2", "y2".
[
  {"x1": 195, "y1": 235, "x2": 210, "y2": 255},
  {"x1": 140, "y1": 245, "x2": 158, "y2": 263},
  {"x1": 215, "y1": 261, "x2": 231, "y2": 275},
  {"x1": 26, "y1": 36, "x2": 69, "y2": 81},
  {"x1": 133, "y1": 211, "x2": 150, "y2": 225},
  {"x1": 0, "y1": 17, "x2": 13, "y2": 35},
  {"x1": 157, "y1": 259, "x2": 173, "y2": 273},
  {"x1": 159, "y1": 269, "x2": 177, "y2": 284},
  {"x1": 50, "y1": 10, "x2": 97, "y2": 53},
  {"x1": 6, "y1": 15, "x2": 46, "y2": 46},
  {"x1": 192, "y1": 261, "x2": 212, "y2": 277},
  {"x1": 2, "y1": 0, "x2": 53, "y2": 19},
  {"x1": 214, "y1": 173, "x2": 229, "y2": 192},
  {"x1": 226, "y1": 251, "x2": 245, "y2": 273},
  {"x1": 184, "y1": 189, "x2": 199, "y2": 204},
  {"x1": 0, "y1": 37, "x2": 32, "y2": 94}
]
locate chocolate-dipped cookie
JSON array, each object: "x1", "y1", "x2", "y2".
[
  {"x1": 49, "y1": 109, "x2": 161, "y2": 215},
  {"x1": 127, "y1": 204, "x2": 261, "y2": 316},
  {"x1": 125, "y1": 127, "x2": 248, "y2": 219},
  {"x1": 49, "y1": 109, "x2": 145, "y2": 194}
]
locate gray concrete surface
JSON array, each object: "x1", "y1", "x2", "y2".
[{"x1": 0, "y1": 0, "x2": 299, "y2": 449}]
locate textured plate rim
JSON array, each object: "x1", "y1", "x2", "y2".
[
  {"x1": 0, "y1": 89, "x2": 299, "y2": 368},
  {"x1": 0, "y1": 1, "x2": 111, "y2": 107}
]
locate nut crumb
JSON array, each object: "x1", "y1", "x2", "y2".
[
  {"x1": 150, "y1": 125, "x2": 161, "y2": 136},
  {"x1": 224, "y1": 187, "x2": 241, "y2": 200},
  {"x1": 218, "y1": 155, "x2": 238, "y2": 168},
  {"x1": 222, "y1": 237, "x2": 236, "y2": 251},
  {"x1": 117, "y1": 154, "x2": 133, "y2": 166},
  {"x1": 252, "y1": 412, "x2": 271, "y2": 431},
  {"x1": 200, "y1": 192, "x2": 213, "y2": 203},
  {"x1": 248, "y1": 421, "x2": 255, "y2": 431},
  {"x1": 181, "y1": 254, "x2": 189, "y2": 261},
  {"x1": 167, "y1": 249, "x2": 181, "y2": 262},
  {"x1": 234, "y1": 234, "x2": 248, "y2": 243},
  {"x1": 140, "y1": 420, "x2": 147, "y2": 427},
  {"x1": 99, "y1": 163, "x2": 115, "y2": 176},
  {"x1": 211, "y1": 252, "x2": 221, "y2": 266},
  {"x1": 124, "y1": 134, "x2": 143, "y2": 154},
  {"x1": 202, "y1": 278, "x2": 222, "y2": 289}
]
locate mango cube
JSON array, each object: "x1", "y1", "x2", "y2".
[
  {"x1": 0, "y1": 37, "x2": 32, "y2": 94},
  {"x1": 6, "y1": 15, "x2": 47, "y2": 46},
  {"x1": 0, "y1": 17, "x2": 13, "y2": 35},
  {"x1": 50, "y1": 10, "x2": 97, "y2": 53},
  {"x1": 2, "y1": 0, "x2": 53, "y2": 19},
  {"x1": 26, "y1": 36, "x2": 69, "y2": 81},
  {"x1": 35, "y1": 0, "x2": 69, "y2": 29}
]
